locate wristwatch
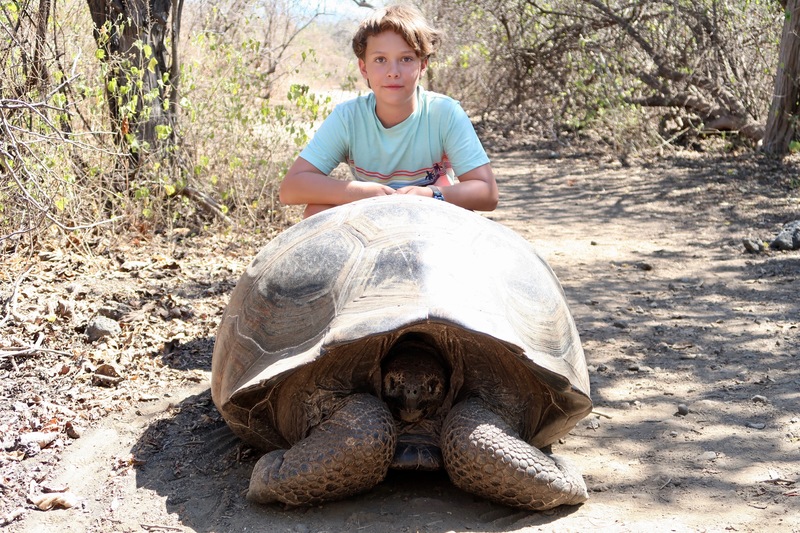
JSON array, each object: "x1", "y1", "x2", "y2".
[{"x1": 427, "y1": 185, "x2": 445, "y2": 201}]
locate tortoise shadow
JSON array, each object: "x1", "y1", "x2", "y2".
[{"x1": 131, "y1": 388, "x2": 585, "y2": 532}]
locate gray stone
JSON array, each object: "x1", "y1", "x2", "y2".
[
  {"x1": 742, "y1": 238, "x2": 765, "y2": 254},
  {"x1": 86, "y1": 316, "x2": 122, "y2": 342},
  {"x1": 769, "y1": 220, "x2": 800, "y2": 251}
]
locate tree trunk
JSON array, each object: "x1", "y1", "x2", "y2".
[
  {"x1": 763, "y1": 0, "x2": 800, "y2": 156},
  {"x1": 86, "y1": 0, "x2": 174, "y2": 160}
]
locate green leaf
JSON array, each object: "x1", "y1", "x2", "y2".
[{"x1": 155, "y1": 124, "x2": 172, "y2": 140}]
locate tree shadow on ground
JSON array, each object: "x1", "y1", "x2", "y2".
[{"x1": 132, "y1": 151, "x2": 799, "y2": 531}]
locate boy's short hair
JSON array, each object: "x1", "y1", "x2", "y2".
[{"x1": 352, "y1": 4, "x2": 441, "y2": 61}]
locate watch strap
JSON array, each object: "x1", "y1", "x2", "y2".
[{"x1": 427, "y1": 185, "x2": 445, "y2": 201}]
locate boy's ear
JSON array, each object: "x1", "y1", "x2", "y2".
[
  {"x1": 420, "y1": 57, "x2": 429, "y2": 76},
  {"x1": 358, "y1": 58, "x2": 371, "y2": 88}
]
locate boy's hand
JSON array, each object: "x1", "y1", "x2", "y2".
[
  {"x1": 352, "y1": 181, "x2": 396, "y2": 198},
  {"x1": 394, "y1": 185, "x2": 433, "y2": 197}
]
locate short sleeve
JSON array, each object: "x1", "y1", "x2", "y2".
[
  {"x1": 441, "y1": 102, "x2": 490, "y2": 177},
  {"x1": 299, "y1": 108, "x2": 349, "y2": 175}
]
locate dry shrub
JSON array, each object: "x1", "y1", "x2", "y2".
[
  {"x1": 1, "y1": 0, "x2": 120, "y2": 254},
  {"x1": 1, "y1": 0, "x2": 344, "y2": 255},
  {"x1": 424, "y1": 0, "x2": 782, "y2": 155}
]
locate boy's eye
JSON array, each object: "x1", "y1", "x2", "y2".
[{"x1": 402, "y1": 56, "x2": 415, "y2": 63}]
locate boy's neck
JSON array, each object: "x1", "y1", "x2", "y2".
[{"x1": 375, "y1": 88, "x2": 419, "y2": 128}]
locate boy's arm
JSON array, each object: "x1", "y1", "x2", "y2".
[
  {"x1": 395, "y1": 163, "x2": 498, "y2": 211},
  {"x1": 279, "y1": 157, "x2": 396, "y2": 207}
]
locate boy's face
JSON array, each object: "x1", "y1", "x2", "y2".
[{"x1": 358, "y1": 30, "x2": 427, "y2": 111}]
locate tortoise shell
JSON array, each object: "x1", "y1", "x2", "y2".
[{"x1": 211, "y1": 196, "x2": 591, "y2": 452}]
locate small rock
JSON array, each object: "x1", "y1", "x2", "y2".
[
  {"x1": 696, "y1": 451, "x2": 717, "y2": 462},
  {"x1": 85, "y1": 316, "x2": 121, "y2": 342},
  {"x1": 636, "y1": 262, "x2": 654, "y2": 271},
  {"x1": 751, "y1": 395, "x2": 768, "y2": 404},
  {"x1": 676, "y1": 404, "x2": 690, "y2": 416},
  {"x1": 742, "y1": 238, "x2": 765, "y2": 254},
  {"x1": 669, "y1": 431, "x2": 678, "y2": 437},
  {"x1": 613, "y1": 320, "x2": 628, "y2": 329},
  {"x1": 769, "y1": 220, "x2": 800, "y2": 251},
  {"x1": 745, "y1": 421, "x2": 766, "y2": 430}
]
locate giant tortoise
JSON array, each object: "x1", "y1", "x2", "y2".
[{"x1": 211, "y1": 195, "x2": 592, "y2": 510}]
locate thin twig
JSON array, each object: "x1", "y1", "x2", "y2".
[
  {"x1": 0, "y1": 333, "x2": 44, "y2": 358},
  {"x1": 140, "y1": 523, "x2": 184, "y2": 532},
  {"x1": 43, "y1": 213, "x2": 122, "y2": 232},
  {"x1": 0, "y1": 343, "x2": 74, "y2": 358},
  {"x1": 0, "y1": 265, "x2": 34, "y2": 328},
  {"x1": 180, "y1": 186, "x2": 232, "y2": 225}
]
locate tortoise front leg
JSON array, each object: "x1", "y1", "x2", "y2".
[
  {"x1": 441, "y1": 398, "x2": 588, "y2": 511},
  {"x1": 247, "y1": 393, "x2": 396, "y2": 506}
]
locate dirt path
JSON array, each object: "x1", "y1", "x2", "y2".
[{"x1": 6, "y1": 151, "x2": 800, "y2": 532}]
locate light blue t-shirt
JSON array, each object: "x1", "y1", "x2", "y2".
[{"x1": 299, "y1": 87, "x2": 490, "y2": 188}]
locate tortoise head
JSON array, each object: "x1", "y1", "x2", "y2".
[{"x1": 381, "y1": 336, "x2": 449, "y2": 423}]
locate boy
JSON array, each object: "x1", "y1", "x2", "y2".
[{"x1": 279, "y1": 4, "x2": 498, "y2": 218}]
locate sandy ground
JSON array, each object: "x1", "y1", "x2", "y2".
[{"x1": 3, "y1": 150, "x2": 799, "y2": 532}]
